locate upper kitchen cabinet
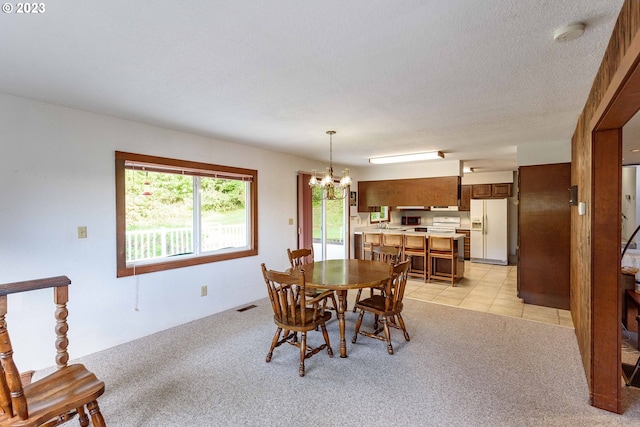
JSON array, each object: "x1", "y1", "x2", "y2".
[
  {"x1": 459, "y1": 185, "x2": 472, "y2": 211},
  {"x1": 358, "y1": 176, "x2": 459, "y2": 211},
  {"x1": 471, "y1": 183, "x2": 512, "y2": 199}
]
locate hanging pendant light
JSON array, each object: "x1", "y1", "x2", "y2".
[{"x1": 309, "y1": 130, "x2": 351, "y2": 200}]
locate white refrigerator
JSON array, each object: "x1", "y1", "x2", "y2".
[{"x1": 470, "y1": 198, "x2": 508, "y2": 265}]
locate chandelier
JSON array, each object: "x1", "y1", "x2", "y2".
[{"x1": 309, "y1": 130, "x2": 352, "y2": 200}]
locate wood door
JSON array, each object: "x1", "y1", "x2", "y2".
[
  {"x1": 518, "y1": 163, "x2": 571, "y2": 309},
  {"x1": 297, "y1": 173, "x2": 313, "y2": 250}
]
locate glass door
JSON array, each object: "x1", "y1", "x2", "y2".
[{"x1": 311, "y1": 186, "x2": 349, "y2": 260}]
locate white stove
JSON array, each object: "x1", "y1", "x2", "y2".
[{"x1": 426, "y1": 217, "x2": 461, "y2": 233}]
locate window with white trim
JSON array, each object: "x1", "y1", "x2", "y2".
[{"x1": 115, "y1": 151, "x2": 258, "y2": 277}]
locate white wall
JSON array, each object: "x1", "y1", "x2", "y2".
[
  {"x1": 0, "y1": 94, "x2": 317, "y2": 370},
  {"x1": 355, "y1": 160, "x2": 461, "y2": 181},
  {"x1": 517, "y1": 140, "x2": 571, "y2": 166},
  {"x1": 461, "y1": 171, "x2": 514, "y2": 185},
  {"x1": 623, "y1": 166, "x2": 637, "y2": 243}
]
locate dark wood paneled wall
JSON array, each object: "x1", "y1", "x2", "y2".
[
  {"x1": 518, "y1": 163, "x2": 571, "y2": 310},
  {"x1": 571, "y1": 0, "x2": 640, "y2": 413}
]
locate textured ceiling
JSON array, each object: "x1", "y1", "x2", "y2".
[{"x1": 0, "y1": 1, "x2": 625, "y2": 172}]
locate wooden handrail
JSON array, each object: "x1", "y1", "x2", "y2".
[
  {"x1": 0, "y1": 276, "x2": 72, "y2": 368},
  {"x1": 0, "y1": 276, "x2": 70, "y2": 296}
]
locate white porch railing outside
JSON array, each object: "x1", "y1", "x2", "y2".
[{"x1": 126, "y1": 225, "x2": 246, "y2": 262}]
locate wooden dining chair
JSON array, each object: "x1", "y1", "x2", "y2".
[
  {"x1": 261, "y1": 264, "x2": 334, "y2": 377},
  {"x1": 0, "y1": 276, "x2": 106, "y2": 426},
  {"x1": 287, "y1": 247, "x2": 314, "y2": 268},
  {"x1": 287, "y1": 247, "x2": 338, "y2": 312},
  {"x1": 352, "y1": 245, "x2": 402, "y2": 312},
  {"x1": 352, "y1": 260, "x2": 411, "y2": 355}
]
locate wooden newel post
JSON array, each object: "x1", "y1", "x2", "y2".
[{"x1": 54, "y1": 285, "x2": 70, "y2": 369}]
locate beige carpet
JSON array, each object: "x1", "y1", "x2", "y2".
[{"x1": 44, "y1": 297, "x2": 640, "y2": 426}]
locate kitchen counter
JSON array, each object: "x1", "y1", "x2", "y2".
[
  {"x1": 354, "y1": 227, "x2": 466, "y2": 240},
  {"x1": 353, "y1": 227, "x2": 465, "y2": 282}
]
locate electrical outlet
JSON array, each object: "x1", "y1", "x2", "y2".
[
  {"x1": 77, "y1": 226, "x2": 87, "y2": 239},
  {"x1": 201, "y1": 285, "x2": 208, "y2": 297}
]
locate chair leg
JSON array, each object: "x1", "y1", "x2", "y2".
[
  {"x1": 352, "y1": 289, "x2": 363, "y2": 312},
  {"x1": 299, "y1": 332, "x2": 307, "y2": 377},
  {"x1": 87, "y1": 400, "x2": 106, "y2": 427},
  {"x1": 396, "y1": 313, "x2": 410, "y2": 341},
  {"x1": 77, "y1": 406, "x2": 89, "y2": 427},
  {"x1": 320, "y1": 323, "x2": 333, "y2": 357},
  {"x1": 382, "y1": 317, "x2": 393, "y2": 355},
  {"x1": 373, "y1": 314, "x2": 379, "y2": 330},
  {"x1": 266, "y1": 327, "x2": 282, "y2": 362},
  {"x1": 352, "y1": 311, "x2": 365, "y2": 343},
  {"x1": 451, "y1": 257, "x2": 456, "y2": 286}
]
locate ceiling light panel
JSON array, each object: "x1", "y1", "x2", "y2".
[{"x1": 369, "y1": 151, "x2": 444, "y2": 164}]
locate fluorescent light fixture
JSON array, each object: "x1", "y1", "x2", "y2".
[{"x1": 369, "y1": 151, "x2": 444, "y2": 164}]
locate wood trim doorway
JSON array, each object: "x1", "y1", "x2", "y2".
[{"x1": 590, "y1": 28, "x2": 640, "y2": 413}]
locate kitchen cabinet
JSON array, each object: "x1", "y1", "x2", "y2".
[
  {"x1": 459, "y1": 185, "x2": 472, "y2": 211},
  {"x1": 471, "y1": 183, "x2": 512, "y2": 199},
  {"x1": 353, "y1": 233, "x2": 363, "y2": 259},
  {"x1": 517, "y1": 163, "x2": 570, "y2": 310},
  {"x1": 471, "y1": 184, "x2": 492, "y2": 198},
  {"x1": 455, "y1": 229, "x2": 471, "y2": 260},
  {"x1": 492, "y1": 183, "x2": 512, "y2": 197},
  {"x1": 357, "y1": 176, "x2": 459, "y2": 212}
]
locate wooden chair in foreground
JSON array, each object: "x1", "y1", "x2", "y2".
[
  {"x1": 287, "y1": 247, "x2": 337, "y2": 311},
  {"x1": 261, "y1": 264, "x2": 334, "y2": 377},
  {"x1": 0, "y1": 276, "x2": 106, "y2": 427},
  {"x1": 352, "y1": 245, "x2": 402, "y2": 312},
  {"x1": 352, "y1": 260, "x2": 411, "y2": 355}
]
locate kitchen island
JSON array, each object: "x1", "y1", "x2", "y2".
[{"x1": 354, "y1": 227, "x2": 465, "y2": 282}]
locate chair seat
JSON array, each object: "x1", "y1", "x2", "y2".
[
  {"x1": 0, "y1": 364, "x2": 105, "y2": 427},
  {"x1": 274, "y1": 308, "x2": 331, "y2": 331},
  {"x1": 355, "y1": 295, "x2": 403, "y2": 316}
]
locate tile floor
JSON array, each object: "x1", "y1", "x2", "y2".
[{"x1": 405, "y1": 261, "x2": 574, "y2": 328}]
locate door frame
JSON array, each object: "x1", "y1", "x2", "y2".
[
  {"x1": 297, "y1": 172, "x2": 351, "y2": 259},
  {"x1": 589, "y1": 29, "x2": 640, "y2": 412}
]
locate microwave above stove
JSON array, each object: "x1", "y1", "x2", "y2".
[{"x1": 401, "y1": 216, "x2": 421, "y2": 226}]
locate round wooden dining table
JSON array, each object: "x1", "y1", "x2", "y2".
[{"x1": 300, "y1": 259, "x2": 392, "y2": 358}]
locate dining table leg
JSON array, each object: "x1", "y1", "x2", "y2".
[{"x1": 336, "y1": 290, "x2": 348, "y2": 358}]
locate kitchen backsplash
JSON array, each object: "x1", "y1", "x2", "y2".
[{"x1": 389, "y1": 210, "x2": 471, "y2": 228}]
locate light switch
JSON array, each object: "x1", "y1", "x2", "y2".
[
  {"x1": 288, "y1": 218, "x2": 294, "y2": 225},
  {"x1": 77, "y1": 226, "x2": 87, "y2": 239}
]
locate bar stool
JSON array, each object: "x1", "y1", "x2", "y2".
[
  {"x1": 403, "y1": 234, "x2": 428, "y2": 282},
  {"x1": 363, "y1": 232, "x2": 381, "y2": 260},
  {"x1": 382, "y1": 233, "x2": 404, "y2": 260},
  {"x1": 428, "y1": 236, "x2": 458, "y2": 286}
]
